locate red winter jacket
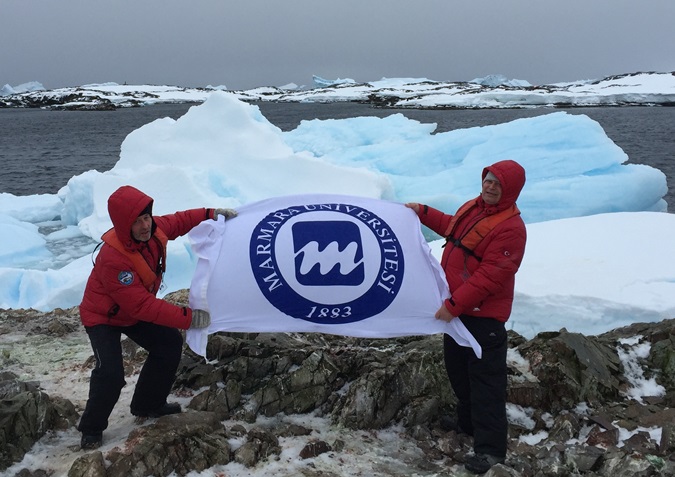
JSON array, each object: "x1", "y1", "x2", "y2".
[
  {"x1": 79, "y1": 185, "x2": 215, "y2": 329},
  {"x1": 417, "y1": 160, "x2": 527, "y2": 322}
]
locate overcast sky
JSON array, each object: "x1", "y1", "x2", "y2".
[{"x1": 2, "y1": 0, "x2": 674, "y2": 90}]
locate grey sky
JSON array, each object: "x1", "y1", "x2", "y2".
[{"x1": 2, "y1": 0, "x2": 674, "y2": 90}]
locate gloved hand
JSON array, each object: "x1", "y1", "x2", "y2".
[
  {"x1": 214, "y1": 208, "x2": 238, "y2": 220},
  {"x1": 190, "y1": 309, "x2": 211, "y2": 329}
]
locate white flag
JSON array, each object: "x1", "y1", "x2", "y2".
[{"x1": 186, "y1": 194, "x2": 481, "y2": 358}]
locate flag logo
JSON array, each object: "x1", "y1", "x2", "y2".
[
  {"x1": 292, "y1": 220, "x2": 365, "y2": 286},
  {"x1": 249, "y1": 201, "x2": 404, "y2": 324}
]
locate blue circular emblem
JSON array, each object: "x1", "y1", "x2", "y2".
[
  {"x1": 118, "y1": 271, "x2": 134, "y2": 286},
  {"x1": 249, "y1": 201, "x2": 404, "y2": 324}
]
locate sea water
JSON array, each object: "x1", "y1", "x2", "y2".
[{"x1": 0, "y1": 103, "x2": 673, "y2": 209}]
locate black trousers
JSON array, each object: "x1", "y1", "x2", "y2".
[
  {"x1": 443, "y1": 315, "x2": 508, "y2": 458},
  {"x1": 77, "y1": 321, "x2": 183, "y2": 434}
]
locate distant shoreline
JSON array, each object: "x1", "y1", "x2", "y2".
[{"x1": 2, "y1": 71, "x2": 674, "y2": 111}]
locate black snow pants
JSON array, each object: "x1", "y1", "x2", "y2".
[
  {"x1": 77, "y1": 321, "x2": 183, "y2": 434},
  {"x1": 443, "y1": 314, "x2": 508, "y2": 458}
]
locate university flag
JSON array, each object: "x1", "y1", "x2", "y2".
[{"x1": 186, "y1": 194, "x2": 481, "y2": 358}]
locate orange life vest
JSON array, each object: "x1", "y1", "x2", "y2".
[
  {"x1": 101, "y1": 228, "x2": 168, "y2": 292},
  {"x1": 443, "y1": 199, "x2": 520, "y2": 261}
]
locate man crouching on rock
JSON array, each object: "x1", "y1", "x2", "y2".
[{"x1": 77, "y1": 185, "x2": 237, "y2": 450}]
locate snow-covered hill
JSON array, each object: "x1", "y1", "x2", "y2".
[{"x1": 1, "y1": 71, "x2": 673, "y2": 110}]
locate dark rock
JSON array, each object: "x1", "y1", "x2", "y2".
[
  {"x1": 67, "y1": 451, "x2": 106, "y2": 477},
  {"x1": 233, "y1": 441, "x2": 259, "y2": 467},
  {"x1": 299, "y1": 440, "x2": 332, "y2": 459},
  {"x1": 276, "y1": 422, "x2": 313, "y2": 437},
  {"x1": 100, "y1": 412, "x2": 231, "y2": 477},
  {"x1": 246, "y1": 426, "x2": 280, "y2": 458},
  {"x1": 513, "y1": 329, "x2": 622, "y2": 411},
  {"x1": 232, "y1": 426, "x2": 281, "y2": 467},
  {"x1": 227, "y1": 423, "x2": 247, "y2": 437},
  {"x1": 595, "y1": 447, "x2": 666, "y2": 476},
  {"x1": 6, "y1": 302, "x2": 675, "y2": 476},
  {"x1": 659, "y1": 424, "x2": 675, "y2": 455},
  {"x1": 0, "y1": 372, "x2": 78, "y2": 472},
  {"x1": 187, "y1": 381, "x2": 241, "y2": 420},
  {"x1": 13, "y1": 469, "x2": 53, "y2": 477},
  {"x1": 623, "y1": 430, "x2": 658, "y2": 454},
  {"x1": 546, "y1": 412, "x2": 581, "y2": 443},
  {"x1": 586, "y1": 425, "x2": 620, "y2": 447},
  {"x1": 589, "y1": 412, "x2": 618, "y2": 430},
  {"x1": 563, "y1": 444, "x2": 605, "y2": 473}
]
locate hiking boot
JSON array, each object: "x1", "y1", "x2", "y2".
[
  {"x1": 464, "y1": 453, "x2": 505, "y2": 474},
  {"x1": 80, "y1": 432, "x2": 102, "y2": 450},
  {"x1": 439, "y1": 415, "x2": 473, "y2": 436},
  {"x1": 133, "y1": 402, "x2": 182, "y2": 418}
]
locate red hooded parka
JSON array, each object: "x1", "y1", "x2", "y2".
[
  {"x1": 79, "y1": 186, "x2": 215, "y2": 329},
  {"x1": 417, "y1": 160, "x2": 527, "y2": 322}
]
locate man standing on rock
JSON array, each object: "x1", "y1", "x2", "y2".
[
  {"x1": 77, "y1": 185, "x2": 237, "y2": 450},
  {"x1": 406, "y1": 159, "x2": 526, "y2": 474}
]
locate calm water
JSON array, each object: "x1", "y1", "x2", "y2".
[{"x1": 1, "y1": 103, "x2": 673, "y2": 209}]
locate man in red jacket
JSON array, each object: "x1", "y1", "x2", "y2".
[
  {"x1": 406, "y1": 159, "x2": 526, "y2": 474},
  {"x1": 77, "y1": 185, "x2": 237, "y2": 450}
]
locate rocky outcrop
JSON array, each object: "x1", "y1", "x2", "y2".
[
  {"x1": 68, "y1": 412, "x2": 232, "y2": 477},
  {"x1": 179, "y1": 332, "x2": 453, "y2": 430},
  {"x1": 1, "y1": 298, "x2": 674, "y2": 476},
  {"x1": 0, "y1": 371, "x2": 79, "y2": 471}
]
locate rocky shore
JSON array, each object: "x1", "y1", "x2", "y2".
[{"x1": 1, "y1": 290, "x2": 674, "y2": 476}]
